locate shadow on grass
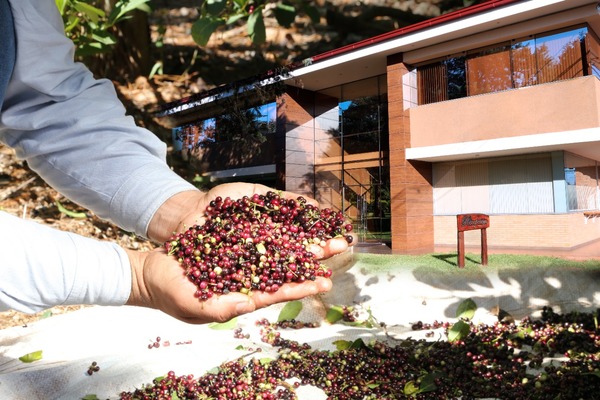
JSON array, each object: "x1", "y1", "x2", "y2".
[{"x1": 431, "y1": 253, "x2": 484, "y2": 267}]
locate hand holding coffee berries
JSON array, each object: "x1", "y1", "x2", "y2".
[{"x1": 164, "y1": 191, "x2": 354, "y2": 300}]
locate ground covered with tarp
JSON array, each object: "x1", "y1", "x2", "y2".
[{"x1": 1, "y1": 251, "x2": 600, "y2": 399}]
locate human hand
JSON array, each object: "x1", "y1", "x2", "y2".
[
  {"x1": 125, "y1": 247, "x2": 332, "y2": 324},
  {"x1": 147, "y1": 183, "x2": 355, "y2": 258}
]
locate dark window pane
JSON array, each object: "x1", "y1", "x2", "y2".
[{"x1": 446, "y1": 56, "x2": 467, "y2": 99}]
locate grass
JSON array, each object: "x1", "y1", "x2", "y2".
[{"x1": 353, "y1": 252, "x2": 600, "y2": 275}]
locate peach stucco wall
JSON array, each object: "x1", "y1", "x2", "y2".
[{"x1": 410, "y1": 76, "x2": 600, "y2": 147}]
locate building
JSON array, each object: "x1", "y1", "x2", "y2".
[{"x1": 158, "y1": 0, "x2": 600, "y2": 257}]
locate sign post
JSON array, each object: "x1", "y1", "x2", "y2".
[{"x1": 456, "y1": 214, "x2": 489, "y2": 268}]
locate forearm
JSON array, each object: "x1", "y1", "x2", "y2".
[{"x1": 0, "y1": 212, "x2": 131, "y2": 313}]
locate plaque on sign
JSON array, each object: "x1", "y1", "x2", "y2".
[
  {"x1": 457, "y1": 214, "x2": 490, "y2": 232},
  {"x1": 456, "y1": 214, "x2": 489, "y2": 268}
]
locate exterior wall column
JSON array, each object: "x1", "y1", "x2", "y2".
[
  {"x1": 278, "y1": 88, "x2": 317, "y2": 199},
  {"x1": 387, "y1": 54, "x2": 434, "y2": 254}
]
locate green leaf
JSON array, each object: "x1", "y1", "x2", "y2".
[
  {"x1": 447, "y1": 320, "x2": 470, "y2": 343},
  {"x1": 91, "y1": 31, "x2": 117, "y2": 45},
  {"x1": 55, "y1": 0, "x2": 68, "y2": 15},
  {"x1": 109, "y1": 0, "x2": 151, "y2": 24},
  {"x1": 81, "y1": 395, "x2": 100, "y2": 400},
  {"x1": 55, "y1": 200, "x2": 87, "y2": 219},
  {"x1": 325, "y1": 305, "x2": 344, "y2": 324},
  {"x1": 207, "y1": 366, "x2": 220, "y2": 374},
  {"x1": 349, "y1": 338, "x2": 366, "y2": 349},
  {"x1": 278, "y1": 300, "x2": 302, "y2": 322},
  {"x1": 273, "y1": 4, "x2": 296, "y2": 28},
  {"x1": 64, "y1": 15, "x2": 81, "y2": 33},
  {"x1": 455, "y1": 298, "x2": 477, "y2": 320},
  {"x1": 419, "y1": 371, "x2": 445, "y2": 393},
  {"x1": 19, "y1": 350, "x2": 43, "y2": 363},
  {"x1": 232, "y1": 0, "x2": 246, "y2": 9},
  {"x1": 73, "y1": 1, "x2": 106, "y2": 23},
  {"x1": 333, "y1": 338, "x2": 366, "y2": 351},
  {"x1": 302, "y1": 5, "x2": 321, "y2": 24},
  {"x1": 191, "y1": 16, "x2": 224, "y2": 47},
  {"x1": 509, "y1": 326, "x2": 531, "y2": 340},
  {"x1": 247, "y1": 7, "x2": 266, "y2": 44},
  {"x1": 259, "y1": 357, "x2": 274, "y2": 365},
  {"x1": 403, "y1": 380, "x2": 420, "y2": 396},
  {"x1": 333, "y1": 339, "x2": 353, "y2": 350},
  {"x1": 206, "y1": 0, "x2": 227, "y2": 16},
  {"x1": 208, "y1": 317, "x2": 238, "y2": 330},
  {"x1": 225, "y1": 12, "x2": 247, "y2": 25},
  {"x1": 148, "y1": 61, "x2": 163, "y2": 79}
]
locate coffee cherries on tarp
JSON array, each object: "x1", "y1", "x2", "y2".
[{"x1": 164, "y1": 191, "x2": 353, "y2": 300}]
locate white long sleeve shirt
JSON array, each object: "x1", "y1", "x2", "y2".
[
  {"x1": 0, "y1": 212, "x2": 132, "y2": 313},
  {"x1": 0, "y1": 0, "x2": 196, "y2": 313}
]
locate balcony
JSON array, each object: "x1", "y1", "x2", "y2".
[{"x1": 407, "y1": 76, "x2": 600, "y2": 162}]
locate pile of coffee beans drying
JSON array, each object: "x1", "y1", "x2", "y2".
[
  {"x1": 164, "y1": 192, "x2": 353, "y2": 300},
  {"x1": 119, "y1": 306, "x2": 600, "y2": 399}
]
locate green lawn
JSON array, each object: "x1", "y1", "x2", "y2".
[{"x1": 353, "y1": 252, "x2": 600, "y2": 275}]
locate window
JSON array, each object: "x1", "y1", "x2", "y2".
[
  {"x1": 214, "y1": 101, "x2": 277, "y2": 143},
  {"x1": 172, "y1": 101, "x2": 277, "y2": 151},
  {"x1": 565, "y1": 152, "x2": 599, "y2": 211},
  {"x1": 433, "y1": 154, "x2": 554, "y2": 215},
  {"x1": 467, "y1": 43, "x2": 512, "y2": 96},
  {"x1": 172, "y1": 119, "x2": 215, "y2": 151},
  {"x1": 418, "y1": 26, "x2": 596, "y2": 105}
]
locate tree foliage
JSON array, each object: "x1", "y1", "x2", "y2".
[
  {"x1": 192, "y1": 0, "x2": 320, "y2": 46},
  {"x1": 55, "y1": 0, "x2": 151, "y2": 58}
]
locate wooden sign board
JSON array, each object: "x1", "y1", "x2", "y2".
[
  {"x1": 457, "y1": 214, "x2": 490, "y2": 232},
  {"x1": 456, "y1": 214, "x2": 489, "y2": 268}
]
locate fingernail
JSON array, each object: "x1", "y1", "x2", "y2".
[{"x1": 309, "y1": 245, "x2": 325, "y2": 258}]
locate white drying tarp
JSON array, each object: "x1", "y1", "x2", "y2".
[{"x1": 0, "y1": 250, "x2": 599, "y2": 399}]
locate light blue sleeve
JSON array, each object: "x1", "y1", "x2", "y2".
[
  {"x1": 0, "y1": 0, "x2": 196, "y2": 238},
  {"x1": 0, "y1": 212, "x2": 132, "y2": 313}
]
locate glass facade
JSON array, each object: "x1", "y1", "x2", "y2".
[
  {"x1": 315, "y1": 76, "x2": 390, "y2": 244},
  {"x1": 418, "y1": 26, "x2": 598, "y2": 105},
  {"x1": 171, "y1": 101, "x2": 278, "y2": 187}
]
